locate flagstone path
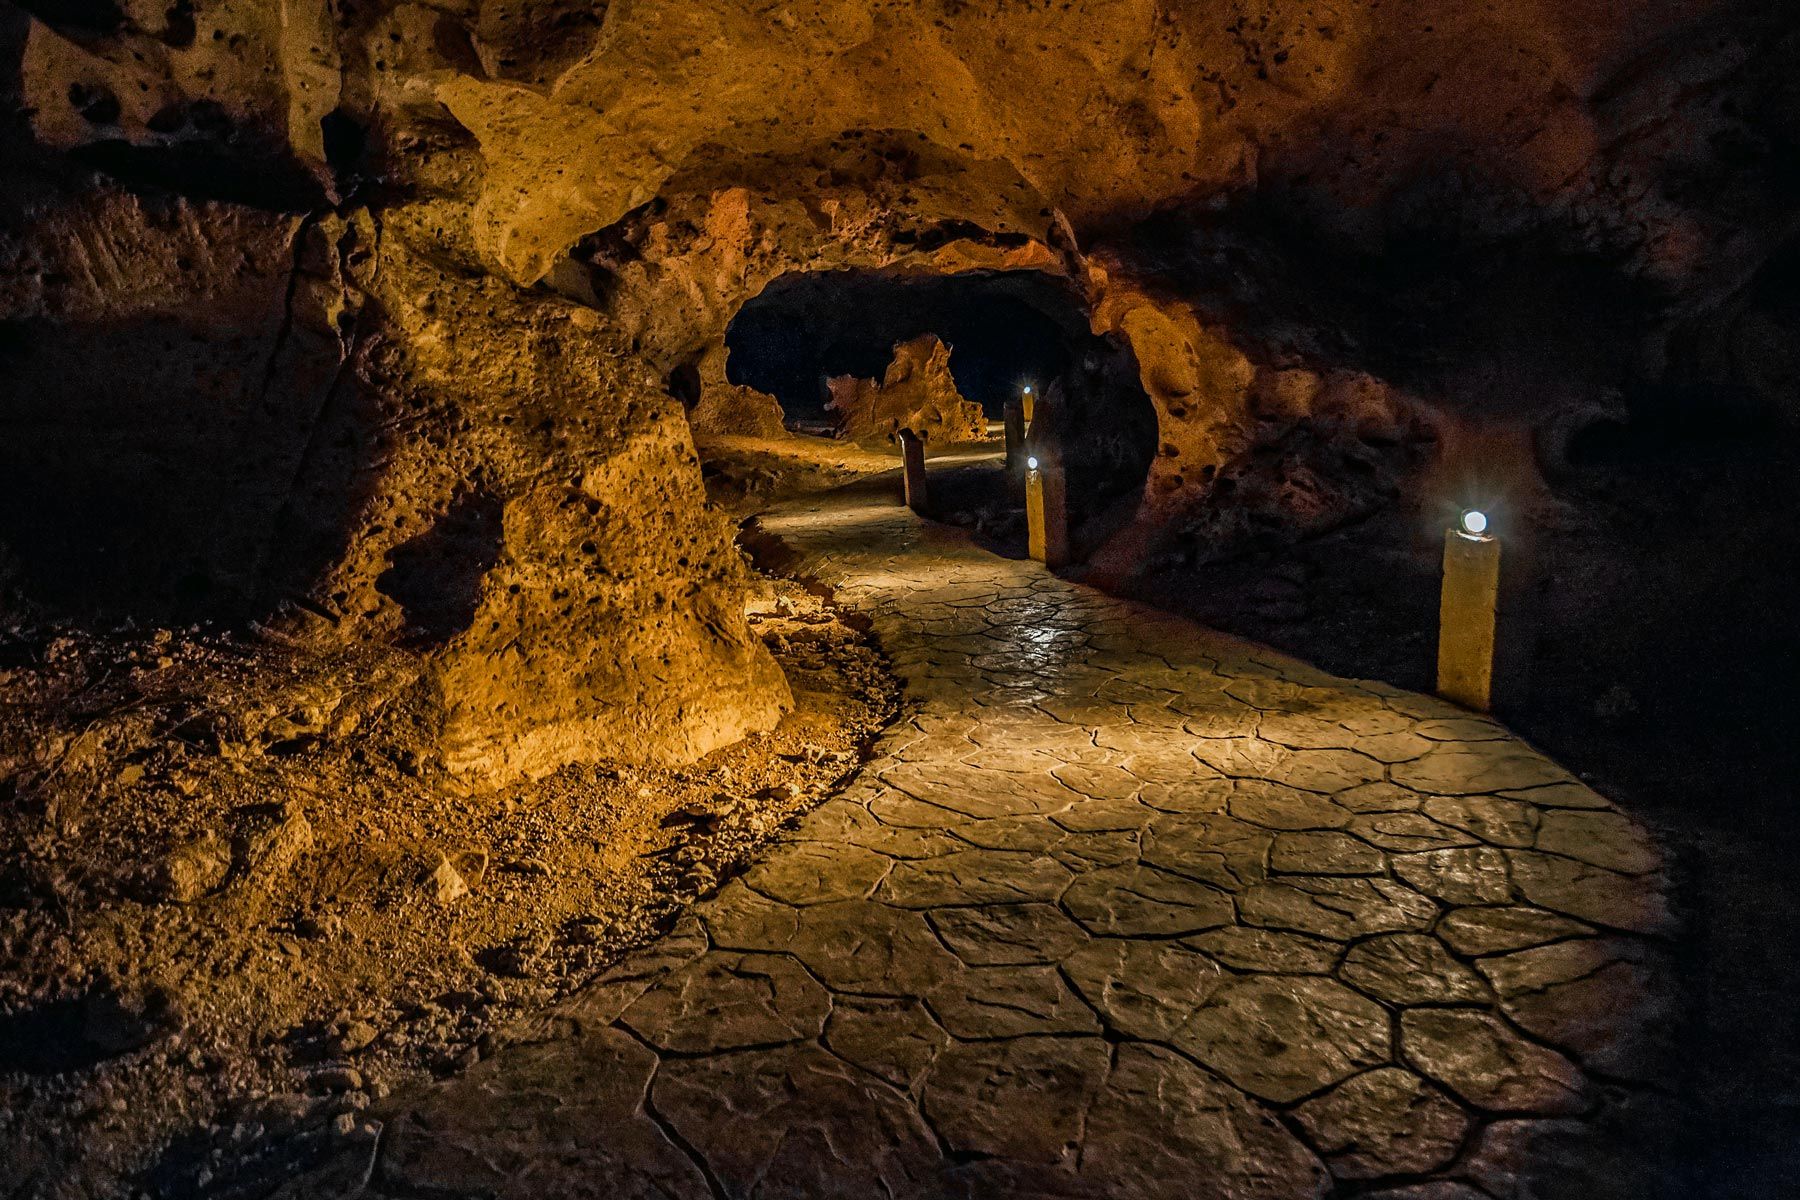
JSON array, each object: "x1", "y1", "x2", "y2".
[{"x1": 317, "y1": 481, "x2": 1680, "y2": 1199}]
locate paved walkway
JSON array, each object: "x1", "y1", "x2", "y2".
[{"x1": 326, "y1": 482, "x2": 1679, "y2": 1199}]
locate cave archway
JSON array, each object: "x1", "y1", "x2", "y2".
[
  {"x1": 727, "y1": 270, "x2": 1085, "y2": 423},
  {"x1": 724, "y1": 268, "x2": 1158, "y2": 536}
]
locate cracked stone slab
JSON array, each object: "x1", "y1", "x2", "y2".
[
  {"x1": 1271, "y1": 830, "x2": 1387, "y2": 875},
  {"x1": 1063, "y1": 938, "x2": 1226, "y2": 1040},
  {"x1": 1422, "y1": 795, "x2": 1539, "y2": 848},
  {"x1": 928, "y1": 902, "x2": 1089, "y2": 965},
  {"x1": 1436, "y1": 905, "x2": 1594, "y2": 955},
  {"x1": 618, "y1": 951, "x2": 831, "y2": 1053},
  {"x1": 653, "y1": 1042, "x2": 943, "y2": 1197},
  {"x1": 1079, "y1": 1043, "x2": 1332, "y2": 1199},
  {"x1": 926, "y1": 964, "x2": 1100, "y2": 1037},
  {"x1": 1141, "y1": 811, "x2": 1271, "y2": 889},
  {"x1": 1348, "y1": 811, "x2": 1481, "y2": 852},
  {"x1": 1239, "y1": 876, "x2": 1437, "y2": 940},
  {"x1": 1476, "y1": 938, "x2": 1678, "y2": 1082},
  {"x1": 877, "y1": 847, "x2": 1073, "y2": 907},
  {"x1": 1291, "y1": 1067, "x2": 1469, "y2": 1179},
  {"x1": 1064, "y1": 862, "x2": 1237, "y2": 935},
  {"x1": 783, "y1": 899, "x2": 963, "y2": 994},
  {"x1": 1178, "y1": 975, "x2": 1392, "y2": 1103},
  {"x1": 922, "y1": 1035, "x2": 1112, "y2": 1165},
  {"x1": 822, "y1": 995, "x2": 947, "y2": 1091},
  {"x1": 1533, "y1": 808, "x2": 1662, "y2": 875},
  {"x1": 374, "y1": 1029, "x2": 709, "y2": 1199},
  {"x1": 1391, "y1": 846, "x2": 1514, "y2": 904},
  {"x1": 295, "y1": 485, "x2": 1677, "y2": 1200},
  {"x1": 1402, "y1": 1008, "x2": 1588, "y2": 1114},
  {"x1": 1506, "y1": 850, "x2": 1674, "y2": 934},
  {"x1": 1184, "y1": 926, "x2": 1343, "y2": 973},
  {"x1": 1340, "y1": 934, "x2": 1491, "y2": 1005},
  {"x1": 1392, "y1": 744, "x2": 1576, "y2": 795},
  {"x1": 741, "y1": 841, "x2": 892, "y2": 905}
]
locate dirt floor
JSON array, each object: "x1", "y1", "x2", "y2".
[{"x1": 0, "y1": 570, "x2": 900, "y2": 1198}]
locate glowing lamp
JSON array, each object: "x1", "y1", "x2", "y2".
[
  {"x1": 1022, "y1": 385, "x2": 1033, "y2": 395},
  {"x1": 1439, "y1": 510, "x2": 1501, "y2": 712},
  {"x1": 1027, "y1": 456, "x2": 1039, "y2": 470}
]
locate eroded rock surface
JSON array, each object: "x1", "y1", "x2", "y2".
[
  {"x1": 827, "y1": 333, "x2": 987, "y2": 448},
  {"x1": 5, "y1": 0, "x2": 1798, "y2": 790}
]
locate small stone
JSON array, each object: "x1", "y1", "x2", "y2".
[
  {"x1": 296, "y1": 912, "x2": 344, "y2": 940},
  {"x1": 143, "y1": 833, "x2": 231, "y2": 903},
  {"x1": 310, "y1": 1066, "x2": 363, "y2": 1094},
  {"x1": 334, "y1": 1021, "x2": 378, "y2": 1054},
  {"x1": 428, "y1": 856, "x2": 469, "y2": 903},
  {"x1": 670, "y1": 793, "x2": 739, "y2": 828}
]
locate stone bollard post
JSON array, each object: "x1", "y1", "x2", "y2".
[
  {"x1": 1437, "y1": 514, "x2": 1501, "y2": 711},
  {"x1": 1026, "y1": 455, "x2": 1069, "y2": 568},
  {"x1": 898, "y1": 428, "x2": 928, "y2": 514},
  {"x1": 1004, "y1": 396, "x2": 1027, "y2": 487}
]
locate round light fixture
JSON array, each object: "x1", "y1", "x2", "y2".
[
  {"x1": 1022, "y1": 385, "x2": 1033, "y2": 395},
  {"x1": 1460, "y1": 509, "x2": 1489, "y2": 536},
  {"x1": 1027, "y1": 456, "x2": 1040, "y2": 471}
]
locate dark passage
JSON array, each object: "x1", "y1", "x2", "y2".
[{"x1": 725, "y1": 269, "x2": 1085, "y2": 421}]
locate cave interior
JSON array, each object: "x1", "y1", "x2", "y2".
[{"x1": 2, "y1": 1, "x2": 1799, "y2": 1197}]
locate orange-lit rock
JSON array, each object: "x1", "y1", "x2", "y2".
[{"x1": 826, "y1": 334, "x2": 986, "y2": 449}]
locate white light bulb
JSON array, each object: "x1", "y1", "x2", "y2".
[
  {"x1": 1022, "y1": 386, "x2": 1032, "y2": 395},
  {"x1": 1461, "y1": 510, "x2": 1489, "y2": 536},
  {"x1": 1027, "y1": 456, "x2": 1040, "y2": 470}
]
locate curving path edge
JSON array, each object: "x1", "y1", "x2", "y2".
[{"x1": 319, "y1": 482, "x2": 1681, "y2": 1200}]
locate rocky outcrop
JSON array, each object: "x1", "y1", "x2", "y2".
[
  {"x1": 826, "y1": 334, "x2": 986, "y2": 448},
  {"x1": 683, "y1": 342, "x2": 789, "y2": 441},
  {"x1": 0, "y1": 177, "x2": 795, "y2": 790},
  {"x1": 3, "y1": 0, "x2": 1798, "y2": 786}
]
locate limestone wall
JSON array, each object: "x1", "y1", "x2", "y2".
[{"x1": 3, "y1": 0, "x2": 1797, "y2": 785}]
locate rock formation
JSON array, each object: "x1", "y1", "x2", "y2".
[
  {"x1": 826, "y1": 333, "x2": 987, "y2": 448},
  {"x1": 2, "y1": 0, "x2": 1798, "y2": 787},
  {"x1": 681, "y1": 342, "x2": 789, "y2": 442}
]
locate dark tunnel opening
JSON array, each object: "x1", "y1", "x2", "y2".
[
  {"x1": 725, "y1": 270, "x2": 1084, "y2": 422},
  {"x1": 722, "y1": 269, "x2": 1160, "y2": 537}
]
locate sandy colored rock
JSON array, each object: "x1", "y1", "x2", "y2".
[
  {"x1": 827, "y1": 334, "x2": 985, "y2": 448},
  {"x1": 143, "y1": 833, "x2": 231, "y2": 904}
]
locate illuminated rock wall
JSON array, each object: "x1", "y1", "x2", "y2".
[{"x1": 2, "y1": 0, "x2": 1796, "y2": 783}]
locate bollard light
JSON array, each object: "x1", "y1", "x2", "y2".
[
  {"x1": 1025, "y1": 455, "x2": 1068, "y2": 568},
  {"x1": 898, "y1": 428, "x2": 929, "y2": 514},
  {"x1": 1004, "y1": 395, "x2": 1028, "y2": 481},
  {"x1": 1438, "y1": 510, "x2": 1501, "y2": 711}
]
